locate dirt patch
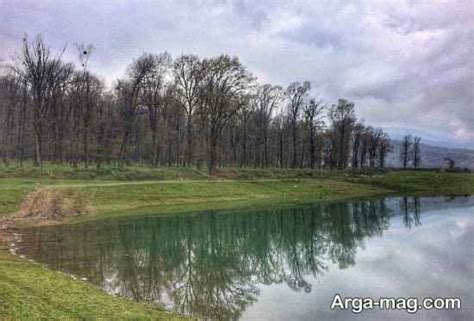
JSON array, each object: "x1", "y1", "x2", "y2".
[{"x1": 18, "y1": 187, "x2": 93, "y2": 220}]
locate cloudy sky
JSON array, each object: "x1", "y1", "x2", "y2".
[{"x1": 1, "y1": 0, "x2": 473, "y2": 148}]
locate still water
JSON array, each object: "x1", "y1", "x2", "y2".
[{"x1": 17, "y1": 196, "x2": 474, "y2": 320}]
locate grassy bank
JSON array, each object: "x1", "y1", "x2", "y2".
[
  {"x1": 0, "y1": 164, "x2": 473, "y2": 320},
  {"x1": 1, "y1": 165, "x2": 473, "y2": 221},
  {"x1": 0, "y1": 252, "x2": 187, "y2": 320},
  {"x1": 348, "y1": 170, "x2": 474, "y2": 195},
  {"x1": 0, "y1": 178, "x2": 385, "y2": 222}
]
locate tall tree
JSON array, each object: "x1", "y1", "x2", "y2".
[
  {"x1": 13, "y1": 35, "x2": 66, "y2": 166},
  {"x1": 46, "y1": 60, "x2": 73, "y2": 163},
  {"x1": 254, "y1": 84, "x2": 284, "y2": 167},
  {"x1": 273, "y1": 114, "x2": 286, "y2": 168},
  {"x1": 378, "y1": 133, "x2": 391, "y2": 168},
  {"x1": 117, "y1": 53, "x2": 161, "y2": 165},
  {"x1": 200, "y1": 55, "x2": 252, "y2": 174},
  {"x1": 412, "y1": 136, "x2": 421, "y2": 169},
  {"x1": 303, "y1": 99, "x2": 324, "y2": 168},
  {"x1": 285, "y1": 81, "x2": 310, "y2": 168},
  {"x1": 359, "y1": 127, "x2": 371, "y2": 168},
  {"x1": 173, "y1": 54, "x2": 204, "y2": 166},
  {"x1": 400, "y1": 134, "x2": 412, "y2": 169},
  {"x1": 76, "y1": 43, "x2": 96, "y2": 168},
  {"x1": 142, "y1": 52, "x2": 171, "y2": 166},
  {"x1": 351, "y1": 123, "x2": 365, "y2": 169},
  {"x1": 236, "y1": 94, "x2": 253, "y2": 167},
  {"x1": 329, "y1": 99, "x2": 356, "y2": 169},
  {"x1": 368, "y1": 128, "x2": 384, "y2": 168},
  {"x1": 0, "y1": 74, "x2": 21, "y2": 164}
]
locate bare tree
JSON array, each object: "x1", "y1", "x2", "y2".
[
  {"x1": 117, "y1": 53, "x2": 162, "y2": 165},
  {"x1": 303, "y1": 99, "x2": 324, "y2": 168},
  {"x1": 254, "y1": 84, "x2": 284, "y2": 167},
  {"x1": 273, "y1": 114, "x2": 286, "y2": 168},
  {"x1": 236, "y1": 94, "x2": 254, "y2": 167},
  {"x1": 46, "y1": 60, "x2": 73, "y2": 164},
  {"x1": 359, "y1": 127, "x2": 371, "y2": 168},
  {"x1": 400, "y1": 134, "x2": 412, "y2": 169},
  {"x1": 200, "y1": 55, "x2": 252, "y2": 174},
  {"x1": 141, "y1": 52, "x2": 171, "y2": 166},
  {"x1": 0, "y1": 73, "x2": 21, "y2": 164},
  {"x1": 329, "y1": 99, "x2": 356, "y2": 169},
  {"x1": 351, "y1": 123, "x2": 365, "y2": 169},
  {"x1": 378, "y1": 133, "x2": 391, "y2": 168},
  {"x1": 174, "y1": 54, "x2": 204, "y2": 166},
  {"x1": 75, "y1": 43, "x2": 96, "y2": 168},
  {"x1": 368, "y1": 128, "x2": 384, "y2": 168},
  {"x1": 13, "y1": 35, "x2": 66, "y2": 166},
  {"x1": 285, "y1": 81, "x2": 310, "y2": 168},
  {"x1": 412, "y1": 136, "x2": 421, "y2": 169},
  {"x1": 95, "y1": 92, "x2": 115, "y2": 168}
]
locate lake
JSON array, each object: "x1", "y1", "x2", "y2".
[{"x1": 17, "y1": 196, "x2": 474, "y2": 321}]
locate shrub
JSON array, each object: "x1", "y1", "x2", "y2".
[{"x1": 18, "y1": 187, "x2": 92, "y2": 220}]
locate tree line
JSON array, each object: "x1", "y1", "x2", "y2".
[{"x1": 0, "y1": 35, "x2": 421, "y2": 174}]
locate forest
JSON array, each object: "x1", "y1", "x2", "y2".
[{"x1": 0, "y1": 35, "x2": 420, "y2": 174}]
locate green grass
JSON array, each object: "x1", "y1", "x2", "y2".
[
  {"x1": 0, "y1": 163, "x2": 344, "y2": 181},
  {"x1": 0, "y1": 177, "x2": 385, "y2": 221},
  {"x1": 0, "y1": 166, "x2": 473, "y2": 221},
  {"x1": 0, "y1": 163, "x2": 209, "y2": 181},
  {"x1": 0, "y1": 252, "x2": 188, "y2": 320},
  {"x1": 0, "y1": 178, "x2": 116, "y2": 217},
  {"x1": 348, "y1": 170, "x2": 474, "y2": 195},
  {"x1": 74, "y1": 179, "x2": 386, "y2": 223}
]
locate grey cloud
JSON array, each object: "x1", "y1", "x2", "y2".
[{"x1": 0, "y1": 0, "x2": 472, "y2": 147}]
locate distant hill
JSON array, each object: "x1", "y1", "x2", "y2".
[{"x1": 386, "y1": 141, "x2": 474, "y2": 169}]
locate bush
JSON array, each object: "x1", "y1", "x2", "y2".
[{"x1": 18, "y1": 187, "x2": 92, "y2": 220}]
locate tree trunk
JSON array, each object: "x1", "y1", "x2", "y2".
[
  {"x1": 279, "y1": 131, "x2": 284, "y2": 168},
  {"x1": 83, "y1": 119, "x2": 89, "y2": 168},
  {"x1": 186, "y1": 114, "x2": 193, "y2": 166},
  {"x1": 34, "y1": 125, "x2": 42, "y2": 167},
  {"x1": 291, "y1": 123, "x2": 297, "y2": 168},
  {"x1": 119, "y1": 130, "x2": 130, "y2": 167},
  {"x1": 208, "y1": 136, "x2": 218, "y2": 175},
  {"x1": 151, "y1": 125, "x2": 158, "y2": 166},
  {"x1": 338, "y1": 124, "x2": 346, "y2": 169}
]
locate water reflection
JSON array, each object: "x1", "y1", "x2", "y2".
[
  {"x1": 401, "y1": 196, "x2": 421, "y2": 228},
  {"x1": 18, "y1": 196, "x2": 473, "y2": 320}
]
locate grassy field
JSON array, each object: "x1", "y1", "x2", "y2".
[
  {"x1": 0, "y1": 178, "x2": 386, "y2": 222},
  {"x1": 347, "y1": 170, "x2": 474, "y2": 195},
  {"x1": 0, "y1": 164, "x2": 344, "y2": 219},
  {"x1": 0, "y1": 162, "x2": 345, "y2": 181},
  {"x1": 0, "y1": 165, "x2": 473, "y2": 221},
  {"x1": 0, "y1": 164, "x2": 473, "y2": 320}
]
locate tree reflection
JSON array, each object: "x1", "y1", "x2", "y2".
[
  {"x1": 401, "y1": 197, "x2": 421, "y2": 228},
  {"x1": 20, "y1": 197, "x2": 429, "y2": 320}
]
